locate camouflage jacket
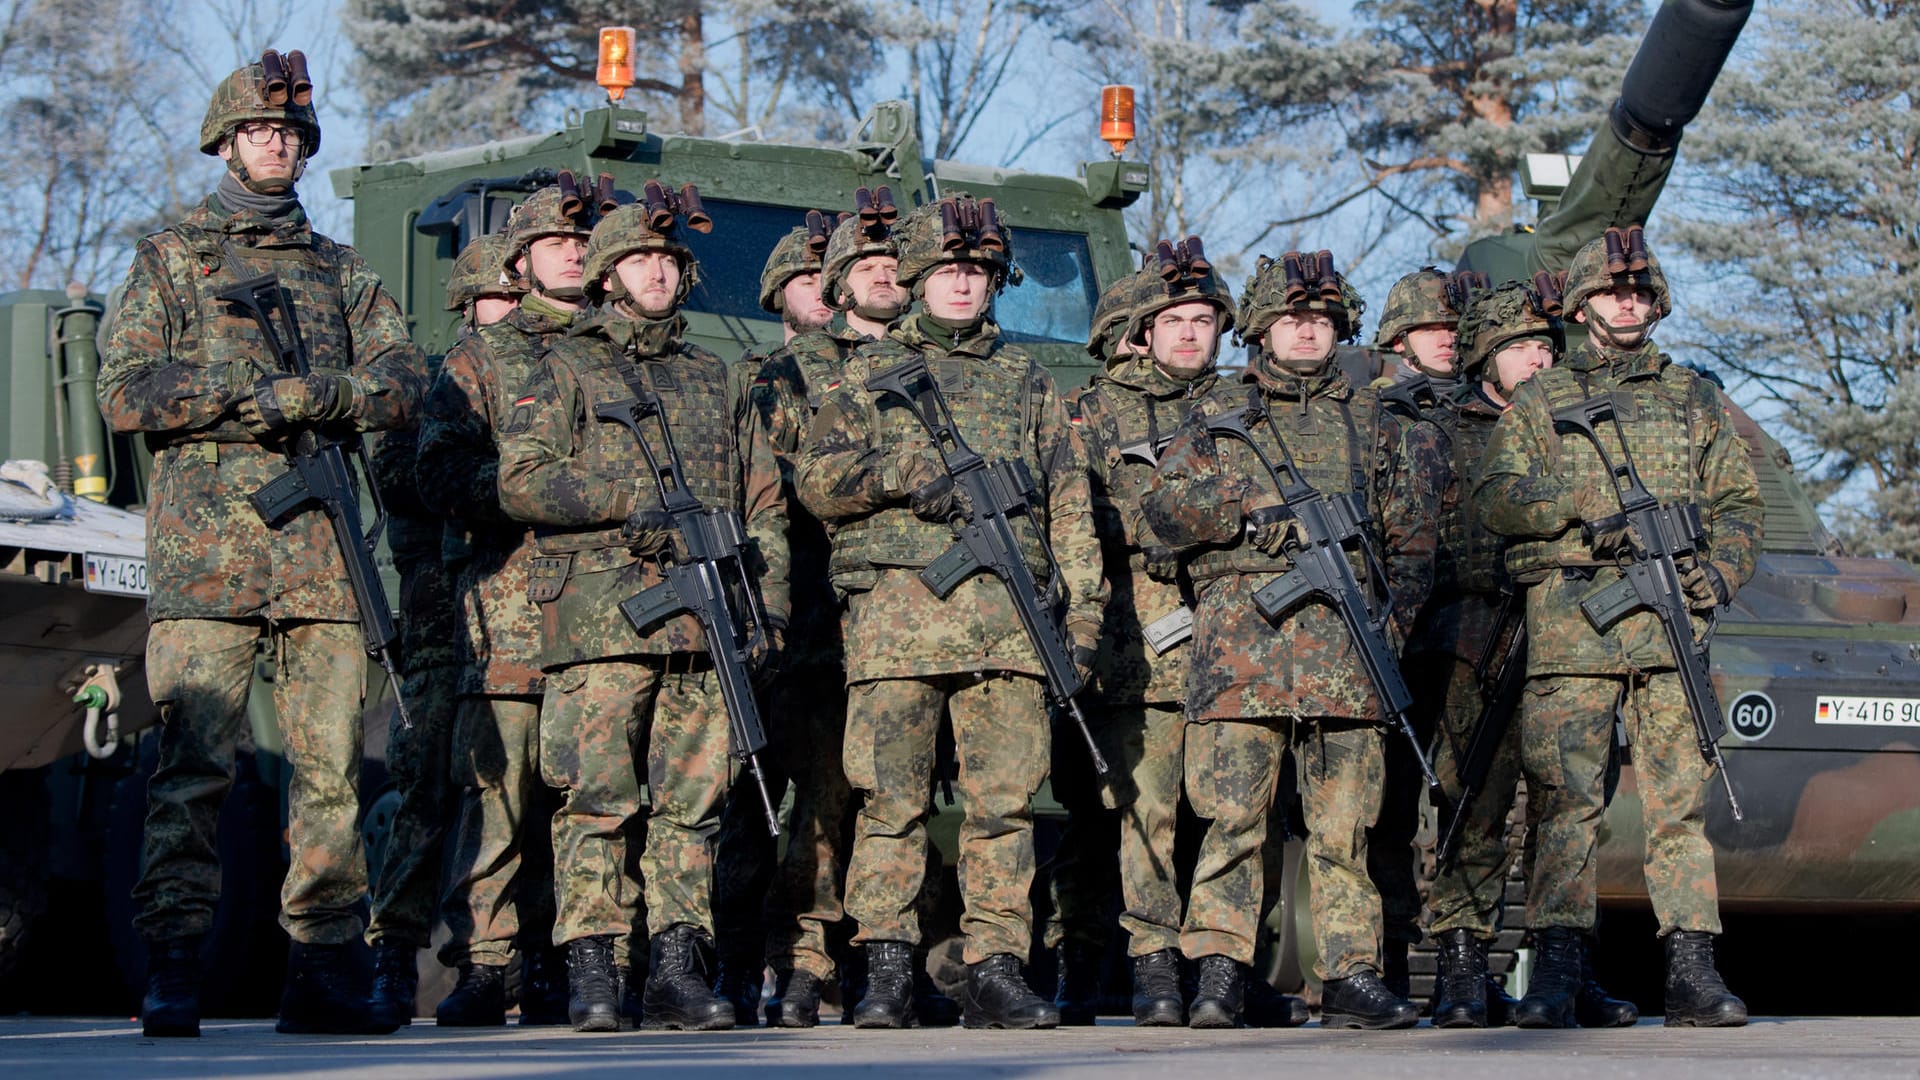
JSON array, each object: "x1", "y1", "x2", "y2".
[
  {"x1": 795, "y1": 316, "x2": 1106, "y2": 684},
  {"x1": 1403, "y1": 381, "x2": 1510, "y2": 666},
  {"x1": 745, "y1": 316, "x2": 875, "y2": 672},
  {"x1": 417, "y1": 303, "x2": 576, "y2": 695},
  {"x1": 1141, "y1": 357, "x2": 1445, "y2": 722},
  {"x1": 496, "y1": 310, "x2": 789, "y2": 669},
  {"x1": 1069, "y1": 358, "x2": 1215, "y2": 707},
  {"x1": 98, "y1": 194, "x2": 423, "y2": 621},
  {"x1": 371, "y1": 353, "x2": 456, "y2": 675},
  {"x1": 1473, "y1": 341, "x2": 1763, "y2": 675}
]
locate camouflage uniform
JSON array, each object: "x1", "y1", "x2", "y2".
[
  {"x1": 1140, "y1": 259, "x2": 1444, "y2": 982},
  {"x1": 100, "y1": 191, "x2": 423, "y2": 948},
  {"x1": 795, "y1": 312, "x2": 1105, "y2": 966}
]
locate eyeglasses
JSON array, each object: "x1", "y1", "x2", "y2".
[{"x1": 236, "y1": 124, "x2": 305, "y2": 149}]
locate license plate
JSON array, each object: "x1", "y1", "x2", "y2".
[
  {"x1": 83, "y1": 552, "x2": 149, "y2": 597},
  {"x1": 1814, "y1": 695, "x2": 1920, "y2": 728}
]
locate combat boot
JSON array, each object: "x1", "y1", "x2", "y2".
[
  {"x1": 1514, "y1": 926, "x2": 1582, "y2": 1029},
  {"x1": 644, "y1": 924, "x2": 735, "y2": 1030},
  {"x1": 1321, "y1": 969, "x2": 1420, "y2": 1029},
  {"x1": 1662, "y1": 930, "x2": 1747, "y2": 1028},
  {"x1": 566, "y1": 935, "x2": 621, "y2": 1032},
  {"x1": 1053, "y1": 941, "x2": 1103, "y2": 1025},
  {"x1": 1576, "y1": 944, "x2": 1639, "y2": 1028},
  {"x1": 620, "y1": 962, "x2": 646, "y2": 1026},
  {"x1": 141, "y1": 936, "x2": 203, "y2": 1038},
  {"x1": 1486, "y1": 974, "x2": 1519, "y2": 1026},
  {"x1": 276, "y1": 941, "x2": 401, "y2": 1035},
  {"x1": 1380, "y1": 940, "x2": 1411, "y2": 1000},
  {"x1": 367, "y1": 937, "x2": 417, "y2": 1029},
  {"x1": 852, "y1": 941, "x2": 915, "y2": 1028},
  {"x1": 435, "y1": 962, "x2": 507, "y2": 1026},
  {"x1": 1188, "y1": 954, "x2": 1246, "y2": 1029},
  {"x1": 1430, "y1": 928, "x2": 1489, "y2": 1029},
  {"x1": 1244, "y1": 975, "x2": 1311, "y2": 1028},
  {"x1": 713, "y1": 946, "x2": 764, "y2": 1028},
  {"x1": 913, "y1": 964, "x2": 962, "y2": 1027},
  {"x1": 519, "y1": 945, "x2": 572, "y2": 1026},
  {"x1": 962, "y1": 953, "x2": 1060, "y2": 1030},
  {"x1": 765, "y1": 968, "x2": 824, "y2": 1028},
  {"x1": 1129, "y1": 948, "x2": 1184, "y2": 1027}
]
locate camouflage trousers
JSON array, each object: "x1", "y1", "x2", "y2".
[
  {"x1": 1098, "y1": 703, "x2": 1185, "y2": 958},
  {"x1": 1426, "y1": 656, "x2": 1526, "y2": 939},
  {"x1": 439, "y1": 693, "x2": 560, "y2": 967},
  {"x1": 843, "y1": 673, "x2": 1048, "y2": 964},
  {"x1": 1042, "y1": 710, "x2": 1121, "y2": 954},
  {"x1": 1523, "y1": 672, "x2": 1720, "y2": 935},
  {"x1": 133, "y1": 617, "x2": 368, "y2": 945},
  {"x1": 713, "y1": 665, "x2": 854, "y2": 980},
  {"x1": 1368, "y1": 653, "x2": 1444, "y2": 948},
  {"x1": 540, "y1": 657, "x2": 731, "y2": 945},
  {"x1": 1182, "y1": 716, "x2": 1386, "y2": 980},
  {"x1": 367, "y1": 663, "x2": 460, "y2": 948}
]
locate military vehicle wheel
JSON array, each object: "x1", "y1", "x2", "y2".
[{"x1": 0, "y1": 768, "x2": 52, "y2": 986}]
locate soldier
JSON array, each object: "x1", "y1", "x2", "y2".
[
  {"x1": 496, "y1": 189, "x2": 789, "y2": 1032},
  {"x1": 1141, "y1": 251, "x2": 1444, "y2": 1030},
  {"x1": 99, "y1": 49, "x2": 423, "y2": 1037},
  {"x1": 416, "y1": 185, "x2": 599, "y2": 1027},
  {"x1": 363, "y1": 230, "x2": 524, "y2": 1028},
  {"x1": 795, "y1": 195, "x2": 1105, "y2": 1030},
  {"x1": 1473, "y1": 228, "x2": 1759, "y2": 1029},
  {"x1": 1373, "y1": 268, "x2": 1466, "y2": 390},
  {"x1": 760, "y1": 223, "x2": 835, "y2": 346}
]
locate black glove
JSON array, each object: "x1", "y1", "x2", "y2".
[
  {"x1": 909, "y1": 473, "x2": 970, "y2": 523},
  {"x1": 751, "y1": 621, "x2": 787, "y2": 689},
  {"x1": 1142, "y1": 545, "x2": 1181, "y2": 583},
  {"x1": 1681, "y1": 560, "x2": 1732, "y2": 611},
  {"x1": 1246, "y1": 504, "x2": 1307, "y2": 556},
  {"x1": 1071, "y1": 644, "x2": 1098, "y2": 687},
  {"x1": 1583, "y1": 512, "x2": 1639, "y2": 559},
  {"x1": 621, "y1": 508, "x2": 675, "y2": 557},
  {"x1": 236, "y1": 373, "x2": 343, "y2": 434}
]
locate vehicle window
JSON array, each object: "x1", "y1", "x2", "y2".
[
  {"x1": 679, "y1": 199, "x2": 808, "y2": 322},
  {"x1": 999, "y1": 228, "x2": 1098, "y2": 346}
]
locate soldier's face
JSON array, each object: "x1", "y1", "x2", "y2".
[
  {"x1": 1576, "y1": 286, "x2": 1656, "y2": 347},
  {"x1": 474, "y1": 297, "x2": 517, "y2": 326},
  {"x1": 846, "y1": 255, "x2": 903, "y2": 314},
  {"x1": 219, "y1": 124, "x2": 301, "y2": 187},
  {"x1": 614, "y1": 252, "x2": 683, "y2": 316},
  {"x1": 1147, "y1": 300, "x2": 1220, "y2": 376},
  {"x1": 1398, "y1": 325, "x2": 1457, "y2": 374},
  {"x1": 781, "y1": 271, "x2": 832, "y2": 332},
  {"x1": 922, "y1": 262, "x2": 990, "y2": 322},
  {"x1": 1264, "y1": 312, "x2": 1335, "y2": 369},
  {"x1": 1488, "y1": 338, "x2": 1554, "y2": 401},
  {"x1": 523, "y1": 236, "x2": 587, "y2": 299}
]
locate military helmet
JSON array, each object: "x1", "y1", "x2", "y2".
[
  {"x1": 445, "y1": 233, "x2": 522, "y2": 312},
  {"x1": 1237, "y1": 249, "x2": 1365, "y2": 345},
  {"x1": 892, "y1": 194, "x2": 1015, "y2": 292},
  {"x1": 1372, "y1": 267, "x2": 1490, "y2": 347},
  {"x1": 758, "y1": 218, "x2": 830, "y2": 314},
  {"x1": 503, "y1": 176, "x2": 597, "y2": 287},
  {"x1": 582, "y1": 180, "x2": 712, "y2": 304},
  {"x1": 1456, "y1": 276, "x2": 1565, "y2": 375},
  {"x1": 821, "y1": 186, "x2": 902, "y2": 311},
  {"x1": 200, "y1": 49, "x2": 321, "y2": 156},
  {"x1": 1085, "y1": 269, "x2": 1158, "y2": 360},
  {"x1": 1127, "y1": 235, "x2": 1236, "y2": 348},
  {"x1": 1563, "y1": 224, "x2": 1673, "y2": 320}
]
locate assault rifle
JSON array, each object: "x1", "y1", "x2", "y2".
[
  {"x1": 1118, "y1": 431, "x2": 1194, "y2": 655},
  {"x1": 1203, "y1": 403, "x2": 1441, "y2": 796},
  {"x1": 595, "y1": 394, "x2": 780, "y2": 837},
  {"x1": 865, "y1": 357, "x2": 1109, "y2": 777},
  {"x1": 1550, "y1": 395, "x2": 1742, "y2": 820},
  {"x1": 1435, "y1": 588, "x2": 1528, "y2": 870},
  {"x1": 216, "y1": 274, "x2": 410, "y2": 726}
]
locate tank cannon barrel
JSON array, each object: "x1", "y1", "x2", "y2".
[{"x1": 1614, "y1": 0, "x2": 1755, "y2": 153}]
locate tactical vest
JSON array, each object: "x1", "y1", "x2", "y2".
[
  {"x1": 1443, "y1": 389, "x2": 1509, "y2": 596},
  {"x1": 1503, "y1": 350, "x2": 1704, "y2": 580},
  {"x1": 1079, "y1": 366, "x2": 1212, "y2": 569},
  {"x1": 532, "y1": 337, "x2": 742, "y2": 577},
  {"x1": 827, "y1": 339, "x2": 1052, "y2": 584},
  {"x1": 1184, "y1": 376, "x2": 1384, "y2": 585}
]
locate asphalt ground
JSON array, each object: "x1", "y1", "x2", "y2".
[{"x1": 3, "y1": 1015, "x2": 1917, "y2": 1080}]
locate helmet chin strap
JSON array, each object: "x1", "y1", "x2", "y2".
[
  {"x1": 1583, "y1": 301, "x2": 1659, "y2": 347},
  {"x1": 226, "y1": 146, "x2": 304, "y2": 196}
]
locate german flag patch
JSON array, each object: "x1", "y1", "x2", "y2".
[{"x1": 501, "y1": 394, "x2": 537, "y2": 435}]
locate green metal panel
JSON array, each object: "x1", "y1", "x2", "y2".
[{"x1": 0, "y1": 291, "x2": 66, "y2": 465}]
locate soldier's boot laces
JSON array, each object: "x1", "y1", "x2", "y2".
[
  {"x1": 435, "y1": 961, "x2": 508, "y2": 1027},
  {"x1": 1380, "y1": 940, "x2": 1412, "y2": 1000},
  {"x1": 644, "y1": 924, "x2": 736, "y2": 1031},
  {"x1": 1430, "y1": 928, "x2": 1490, "y2": 1029},
  {"x1": 913, "y1": 963, "x2": 962, "y2": 1027},
  {"x1": 520, "y1": 945, "x2": 572, "y2": 1026},
  {"x1": 276, "y1": 940, "x2": 401, "y2": 1035},
  {"x1": 765, "y1": 968, "x2": 824, "y2": 1028},
  {"x1": 1320, "y1": 968, "x2": 1421, "y2": 1030},
  {"x1": 1188, "y1": 954, "x2": 1246, "y2": 1029},
  {"x1": 141, "y1": 936, "x2": 203, "y2": 1038},
  {"x1": 1244, "y1": 973, "x2": 1311, "y2": 1028},
  {"x1": 566, "y1": 935, "x2": 621, "y2": 1032},
  {"x1": 1576, "y1": 941, "x2": 1639, "y2": 1028},
  {"x1": 367, "y1": 937, "x2": 418, "y2": 1029},
  {"x1": 852, "y1": 941, "x2": 915, "y2": 1029},
  {"x1": 1130, "y1": 948, "x2": 1185, "y2": 1027},
  {"x1": 713, "y1": 948, "x2": 764, "y2": 1028},
  {"x1": 1053, "y1": 941, "x2": 1103, "y2": 1026},
  {"x1": 1662, "y1": 930, "x2": 1747, "y2": 1028},
  {"x1": 1514, "y1": 927, "x2": 1583, "y2": 1029},
  {"x1": 962, "y1": 953, "x2": 1060, "y2": 1030}
]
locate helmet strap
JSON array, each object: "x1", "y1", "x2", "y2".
[{"x1": 1581, "y1": 301, "x2": 1659, "y2": 348}]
